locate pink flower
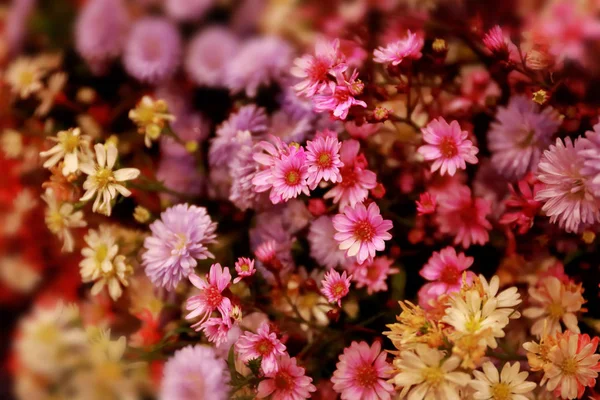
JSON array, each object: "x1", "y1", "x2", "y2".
[
  {"x1": 313, "y1": 70, "x2": 366, "y2": 120},
  {"x1": 373, "y1": 30, "x2": 423, "y2": 66},
  {"x1": 292, "y1": 38, "x2": 346, "y2": 97},
  {"x1": 499, "y1": 174, "x2": 543, "y2": 234},
  {"x1": 305, "y1": 135, "x2": 343, "y2": 189},
  {"x1": 332, "y1": 202, "x2": 393, "y2": 264},
  {"x1": 252, "y1": 135, "x2": 292, "y2": 192},
  {"x1": 271, "y1": 147, "x2": 310, "y2": 204},
  {"x1": 416, "y1": 192, "x2": 436, "y2": 215},
  {"x1": 321, "y1": 270, "x2": 352, "y2": 306},
  {"x1": 331, "y1": 341, "x2": 394, "y2": 400},
  {"x1": 257, "y1": 355, "x2": 316, "y2": 399},
  {"x1": 436, "y1": 185, "x2": 492, "y2": 248},
  {"x1": 255, "y1": 240, "x2": 284, "y2": 271},
  {"x1": 417, "y1": 117, "x2": 479, "y2": 176},
  {"x1": 235, "y1": 322, "x2": 287, "y2": 374},
  {"x1": 419, "y1": 247, "x2": 474, "y2": 298},
  {"x1": 325, "y1": 140, "x2": 377, "y2": 209},
  {"x1": 482, "y1": 25, "x2": 510, "y2": 59},
  {"x1": 233, "y1": 257, "x2": 256, "y2": 284},
  {"x1": 185, "y1": 263, "x2": 233, "y2": 327},
  {"x1": 200, "y1": 317, "x2": 233, "y2": 347},
  {"x1": 349, "y1": 256, "x2": 399, "y2": 294}
]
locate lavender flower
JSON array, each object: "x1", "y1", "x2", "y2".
[
  {"x1": 5, "y1": 0, "x2": 36, "y2": 56},
  {"x1": 267, "y1": 110, "x2": 314, "y2": 144},
  {"x1": 160, "y1": 112, "x2": 210, "y2": 158},
  {"x1": 123, "y1": 17, "x2": 182, "y2": 84},
  {"x1": 156, "y1": 156, "x2": 204, "y2": 201},
  {"x1": 164, "y1": 0, "x2": 214, "y2": 22},
  {"x1": 308, "y1": 215, "x2": 349, "y2": 269},
  {"x1": 229, "y1": 140, "x2": 268, "y2": 211},
  {"x1": 579, "y1": 123, "x2": 600, "y2": 196},
  {"x1": 142, "y1": 203, "x2": 217, "y2": 290}
]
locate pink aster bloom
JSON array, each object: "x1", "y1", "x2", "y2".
[
  {"x1": 535, "y1": 137, "x2": 600, "y2": 233},
  {"x1": 419, "y1": 246, "x2": 475, "y2": 298},
  {"x1": 331, "y1": 341, "x2": 394, "y2": 400},
  {"x1": 200, "y1": 317, "x2": 233, "y2": 347},
  {"x1": 325, "y1": 140, "x2": 377, "y2": 209},
  {"x1": 579, "y1": 123, "x2": 600, "y2": 196},
  {"x1": 416, "y1": 192, "x2": 436, "y2": 216},
  {"x1": 321, "y1": 270, "x2": 352, "y2": 307},
  {"x1": 313, "y1": 70, "x2": 367, "y2": 120},
  {"x1": 436, "y1": 185, "x2": 492, "y2": 248},
  {"x1": 349, "y1": 256, "x2": 399, "y2": 294},
  {"x1": 482, "y1": 25, "x2": 510, "y2": 59},
  {"x1": 292, "y1": 37, "x2": 347, "y2": 97},
  {"x1": 270, "y1": 147, "x2": 310, "y2": 204},
  {"x1": 418, "y1": 117, "x2": 479, "y2": 176},
  {"x1": 373, "y1": 30, "x2": 423, "y2": 66},
  {"x1": 235, "y1": 322, "x2": 287, "y2": 374},
  {"x1": 233, "y1": 257, "x2": 256, "y2": 284},
  {"x1": 257, "y1": 355, "x2": 316, "y2": 400},
  {"x1": 500, "y1": 174, "x2": 543, "y2": 234},
  {"x1": 308, "y1": 216, "x2": 349, "y2": 269},
  {"x1": 185, "y1": 263, "x2": 232, "y2": 327},
  {"x1": 305, "y1": 135, "x2": 343, "y2": 189},
  {"x1": 332, "y1": 202, "x2": 393, "y2": 264}
]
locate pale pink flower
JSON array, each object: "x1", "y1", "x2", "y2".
[
  {"x1": 331, "y1": 341, "x2": 394, "y2": 400},
  {"x1": 257, "y1": 355, "x2": 316, "y2": 399},
  {"x1": 200, "y1": 317, "x2": 233, "y2": 347},
  {"x1": 233, "y1": 257, "x2": 256, "y2": 284},
  {"x1": 270, "y1": 148, "x2": 310, "y2": 204},
  {"x1": 313, "y1": 70, "x2": 366, "y2": 120},
  {"x1": 416, "y1": 192, "x2": 436, "y2": 215},
  {"x1": 373, "y1": 30, "x2": 423, "y2": 66},
  {"x1": 349, "y1": 256, "x2": 399, "y2": 294},
  {"x1": 482, "y1": 25, "x2": 510, "y2": 58},
  {"x1": 185, "y1": 263, "x2": 232, "y2": 327},
  {"x1": 305, "y1": 135, "x2": 343, "y2": 189},
  {"x1": 292, "y1": 38, "x2": 346, "y2": 97},
  {"x1": 419, "y1": 246, "x2": 475, "y2": 299},
  {"x1": 235, "y1": 322, "x2": 287, "y2": 374},
  {"x1": 332, "y1": 202, "x2": 393, "y2": 264},
  {"x1": 418, "y1": 117, "x2": 479, "y2": 176},
  {"x1": 321, "y1": 270, "x2": 352, "y2": 307}
]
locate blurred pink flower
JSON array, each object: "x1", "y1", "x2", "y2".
[
  {"x1": 419, "y1": 246, "x2": 474, "y2": 295},
  {"x1": 500, "y1": 174, "x2": 543, "y2": 234},
  {"x1": 349, "y1": 256, "x2": 398, "y2": 294},
  {"x1": 236, "y1": 322, "x2": 286, "y2": 374},
  {"x1": 321, "y1": 270, "x2": 352, "y2": 306},
  {"x1": 373, "y1": 30, "x2": 423, "y2": 66},
  {"x1": 308, "y1": 215, "x2": 349, "y2": 269},
  {"x1": 416, "y1": 192, "x2": 436, "y2": 216},
  {"x1": 200, "y1": 317, "x2": 233, "y2": 347},
  {"x1": 257, "y1": 355, "x2": 316, "y2": 399},
  {"x1": 482, "y1": 25, "x2": 510, "y2": 59},
  {"x1": 292, "y1": 38, "x2": 347, "y2": 97}
]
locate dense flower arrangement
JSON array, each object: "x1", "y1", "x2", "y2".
[{"x1": 3, "y1": 0, "x2": 600, "y2": 399}]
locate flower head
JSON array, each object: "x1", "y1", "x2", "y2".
[
  {"x1": 270, "y1": 147, "x2": 310, "y2": 204},
  {"x1": 499, "y1": 174, "x2": 544, "y2": 234},
  {"x1": 321, "y1": 270, "x2": 352, "y2": 306},
  {"x1": 185, "y1": 26, "x2": 239, "y2": 87},
  {"x1": 482, "y1": 26, "x2": 510, "y2": 59},
  {"x1": 419, "y1": 246, "x2": 474, "y2": 298},
  {"x1": 579, "y1": 122, "x2": 600, "y2": 196},
  {"x1": 470, "y1": 361, "x2": 536, "y2": 400},
  {"x1": 373, "y1": 30, "x2": 423, "y2": 66},
  {"x1": 129, "y1": 96, "x2": 175, "y2": 148},
  {"x1": 305, "y1": 134, "x2": 343, "y2": 189},
  {"x1": 186, "y1": 264, "x2": 232, "y2": 328},
  {"x1": 164, "y1": 0, "x2": 214, "y2": 22},
  {"x1": 292, "y1": 37, "x2": 347, "y2": 97},
  {"x1": 42, "y1": 189, "x2": 87, "y2": 252},
  {"x1": 256, "y1": 355, "x2": 316, "y2": 399},
  {"x1": 233, "y1": 257, "x2": 256, "y2": 284},
  {"x1": 235, "y1": 322, "x2": 287, "y2": 374},
  {"x1": 313, "y1": 70, "x2": 367, "y2": 120},
  {"x1": 416, "y1": 192, "x2": 436, "y2": 216},
  {"x1": 40, "y1": 127, "x2": 92, "y2": 176},
  {"x1": 349, "y1": 256, "x2": 399, "y2": 295},
  {"x1": 5, "y1": 57, "x2": 44, "y2": 98},
  {"x1": 308, "y1": 215, "x2": 349, "y2": 269}
]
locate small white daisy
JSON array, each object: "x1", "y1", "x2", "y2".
[
  {"x1": 42, "y1": 189, "x2": 87, "y2": 252},
  {"x1": 470, "y1": 361, "x2": 536, "y2": 400},
  {"x1": 40, "y1": 127, "x2": 92, "y2": 176}
]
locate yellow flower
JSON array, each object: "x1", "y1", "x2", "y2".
[{"x1": 129, "y1": 96, "x2": 174, "y2": 147}]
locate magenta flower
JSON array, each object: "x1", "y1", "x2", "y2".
[
  {"x1": 313, "y1": 70, "x2": 367, "y2": 120},
  {"x1": 416, "y1": 192, "x2": 436, "y2": 216},
  {"x1": 373, "y1": 30, "x2": 423, "y2": 66},
  {"x1": 200, "y1": 317, "x2": 233, "y2": 347},
  {"x1": 306, "y1": 134, "x2": 343, "y2": 189},
  {"x1": 233, "y1": 257, "x2": 256, "y2": 284},
  {"x1": 499, "y1": 174, "x2": 543, "y2": 234},
  {"x1": 321, "y1": 270, "x2": 352, "y2": 307},
  {"x1": 185, "y1": 263, "x2": 232, "y2": 327},
  {"x1": 292, "y1": 37, "x2": 346, "y2": 97},
  {"x1": 270, "y1": 147, "x2": 310, "y2": 204},
  {"x1": 331, "y1": 341, "x2": 394, "y2": 400},
  {"x1": 482, "y1": 25, "x2": 510, "y2": 58},
  {"x1": 256, "y1": 355, "x2": 316, "y2": 399},
  {"x1": 419, "y1": 246, "x2": 475, "y2": 298},
  {"x1": 349, "y1": 257, "x2": 399, "y2": 295},
  {"x1": 235, "y1": 322, "x2": 287, "y2": 374},
  {"x1": 418, "y1": 117, "x2": 479, "y2": 176},
  {"x1": 332, "y1": 202, "x2": 393, "y2": 264}
]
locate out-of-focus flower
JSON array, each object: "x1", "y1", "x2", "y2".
[
  {"x1": 321, "y1": 269, "x2": 352, "y2": 306},
  {"x1": 235, "y1": 322, "x2": 287, "y2": 374},
  {"x1": 419, "y1": 246, "x2": 474, "y2": 299},
  {"x1": 42, "y1": 189, "x2": 86, "y2": 252},
  {"x1": 331, "y1": 341, "x2": 394, "y2": 400},
  {"x1": 470, "y1": 362, "x2": 536, "y2": 399},
  {"x1": 129, "y1": 96, "x2": 175, "y2": 147},
  {"x1": 306, "y1": 134, "x2": 343, "y2": 189},
  {"x1": 418, "y1": 117, "x2": 479, "y2": 176},
  {"x1": 4, "y1": 0, "x2": 36, "y2": 56},
  {"x1": 229, "y1": 137, "x2": 265, "y2": 211},
  {"x1": 186, "y1": 263, "x2": 233, "y2": 326},
  {"x1": 40, "y1": 127, "x2": 92, "y2": 176},
  {"x1": 5, "y1": 57, "x2": 44, "y2": 98},
  {"x1": 133, "y1": 205, "x2": 151, "y2": 223},
  {"x1": 185, "y1": 26, "x2": 239, "y2": 87},
  {"x1": 488, "y1": 96, "x2": 560, "y2": 179},
  {"x1": 482, "y1": 25, "x2": 510, "y2": 59},
  {"x1": 308, "y1": 215, "x2": 349, "y2": 269},
  {"x1": 79, "y1": 143, "x2": 140, "y2": 216},
  {"x1": 349, "y1": 256, "x2": 399, "y2": 295},
  {"x1": 164, "y1": 0, "x2": 214, "y2": 22},
  {"x1": 416, "y1": 192, "x2": 436, "y2": 215},
  {"x1": 292, "y1": 37, "x2": 346, "y2": 97},
  {"x1": 142, "y1": 203, "x2": 217, "y2": 291},
  {"x1": 233, "y1": 257, "x2": 256, "y2": 284},
  {"x1": 500, "y1": 174, "x2": 543, "y2": 234},
  {"x1": 313, "y1": 70, "x2": 367, "y2": 120},
  {"x1": 35, "y1": 72, "x2": 67, "y2": 116},
  {"x1": 156, "y1": 155, "x2": 204, "y2": 201},
  {"x1": 1, "y1": 129, "x2": 23, "y2": 159},
  {"x1": 123, "y1": 17, "x2": 182, "y2": 84},
  {"x1": 160, "y1": 345, "x2": 230, "y2": 400},
  {"x1": 256, "y1": 355, "x2": 317, "y2": 399},
  {"x1": 373, "y1": 30, "x2": 423, "y2": 66},
  {"x1": 579, "y1": 123, "x2": 600, "y2": 196}
]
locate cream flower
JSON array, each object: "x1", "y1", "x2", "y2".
[
  {"x1": 79, "y1": 143, "x2": 140, "y2": 216},
  {"x1": 470, "y1": 361, "x2": 536, "y2": 400},
  {"x1": 128, "y1": 96, "x2": 174, "y2": 147},
  {"x1": 40, "y1": 127, "x2": 92, "y2": 176},
  {"x1": 42, "y1": 189, "x2": 87, "y2": 252},
  {"x1": 35, "y1": 72, "x2": 67, "y2": 116},
  {"x1": 5, "y1": 57, "x2": 44, "y2": 98}
]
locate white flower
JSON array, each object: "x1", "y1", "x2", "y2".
[
  {"x1": 470, "y1": 361, "x2": 536, "y2": 400},
  {"x1": 392, "y1": 345, "x2": 471, "y2": 400},
  {"x1": 80, "y1": 226, "x2": 133, "y2": 301},
  {"x1": 79, "y1": 143, "x2": 140, "y2": 216},
  {"x1": 1, "y1": 129, "x2": 23, "y2": 159},
  {"x1": 40, "y1": 127, "x2": 92, "y2": 176},
  {"x1": 42, "y1": 189, "x2": 87, "y2": 252},
  {"x1": 5, "y1": 57, "x2": 44, "y2": 98}
]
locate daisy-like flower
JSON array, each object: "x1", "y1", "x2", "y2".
[
  {"x1": 482, "y1": 26, "x2": 510, "y2": 59},
  {"x1": 185, "y1": 26, "x2": 239, "y2": 87},
  {"x1": 186, "y1": 263, "x2": 233, "y2": 327},
  {"x1": 305, "y1": 134, "x2": 343, "y2": 189},
  {"x1": 200, "y1": 317, "x2": 234, "y2": 347},
  {"x1": 332, "y1": 202, "x2": 393, "y2": 264},
  {"x1": 436, "y1": 185, "x2": 492, "y2": 248},
  {"x1": 235, "y1": 322, "x2": 287, "y2": 374},
  {"x1": 416, "y1": 192, "x2": 436, "y2": 215},
  {"x1": 373, "y1": 30, "x2": 424, "y2": 66},
  {"x1": 5, "y1": 57, "x2": 44, "y2": 98},
  {"x1": 80, "y1": 226, "x2": 133, "y2": 301},
  {"x1": 523, "y1": 276, "x2": 585, "y2": 336},
  {"x1": 499, "y1": 174, "x2": 543, "y2": 234},
  {"x1": 331, "y1": 341, "x2": 394, "y2": 400},
  {"x1": 40, "y1": 127, "x2": 92, "y2": 176},
  {"x1": 579, "y1": 122, "x2": 600, "y2": 196},
  {"x1": 42, "y1": 189, "x2": 87, "y2": 253},
  {"x1": 349, "y1": 257, "x2": 399, "y2": 295},
  {"x1": 313, "y1": 70, "x2": 367, "y2": 120},
  {"x1": 233, "y1": 257, "x2": 256, "y2": 284},
  {"x1": 321, "y1": 269, "x2": 352, "y2": 307},
  {"x1": 270, "y1": 147, "x2": 310, "y2": 204},
  {"x1": 470, "y1": 361, "x2": 536, "y2": 400},
  {"x1": 535, "y1": 136, "x2": 600, "y2": 233},
  {"x1": 391, "y1": 345, "x2": 471, "y2": 399},
  {"x1": 419, "y1": 246, "x2": 475, "y2": 299},
  {"x1": 142, "y1": 204, "x2": 217, "y2": 291},
  {"x1": 292, "y1": 37, "x2": 346, "y2": 97},
  {"x1": 488, "y1": 96, "x2": 560, "y2": 179},
  {"x1": 79, "y1": 143, "x2": 140, "y2": 216},
  {"x1": 418, "y1": 117, "x2": 479, "y2": 176},
  {"x1": 129, "y1": 96, "x2": 175, "y2": 148},
  {"x1": 256, "y1": 355, "x2": 316, "y2": 399},
  {"x1": 308, "y1": 215, "x2": 349, "y2": 269}
]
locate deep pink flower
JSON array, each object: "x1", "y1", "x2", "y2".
[
  {"x1": 252, "y1": 136, "x2": 290, "y2": 193},
  {"x1": 416, "y1": 192, "x2": 436, "y2": 216},
  {"x1": 373, "y1": 30, "x2": 423, "y2": 66},
  {"x1": 256, "y1": 355, "x2": 316, "y2": 399},
  {"x1": 349, "y1": 257, "x2": 399, "y2": 294},
  {"x1": 436, "y1": 185, "x2": 492, "y2": 248},
  {"x1": 482, "y1": 25, "x2": 510, "y2": 59},
  {"x1": 500, "y1": 174, "x2": 544, "y2": 234},
  {"x1": 233, "y1": 257, "x2": 256, "y2": 284},
  {"x1": 185, "y1": 263, "x2": 232, "y2": 327},
  {"x1": 270, "y1": 147, "x2": 310, "y2": 204},
  {"x1": 419, "y1": 246, "x2": 474, "y2": 296},
  {"x1": 235, "y1": 322, "x2": 287, "y2": 374},
  {"x1": 331, "y1": 341, "x2": 394, "y2": 400},
  {"x1": 292, "y1": 38, "x2": 346, "y2": 97},
  {"x1": 417, "y1": 117, "x2": 479, "y2": 176},
  {"x1": 321, "y1": 270, "x2": 352, "y2": 307},
  {"x1": 332, "y1": 202, "x2": 393, "y2": 264},
  {"x1": 313, "y1": 70, "x2": 367, "y2": 120},
  {"x1": 306, "y1": 135, "x2": 343, "y2": 189}
]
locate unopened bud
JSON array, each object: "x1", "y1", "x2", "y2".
[{"x1": 133, "y1": 206, "x2": 151, "y2": 223}]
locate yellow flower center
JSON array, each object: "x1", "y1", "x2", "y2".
[
  {"x1": 94, "y1": 167, "x2": 114, "y2": 189},
  {"x1": 34, "y1": 324, "x2": 59, "y2": 344},
  {"x1": 548, "y1": 302, "x2": 564, "y2": 319},
  {"x1": 491, "y1": 383, "x2": 512, "y2": 400},
  {"x1": 561, "y1": 357, "x2": 579, "y2": 376},
  {"x1": 95, "y1": 244, "x2": 109, "y2": 264},
  {"x1": 421, "y1": 366, "x2": 444, "y2": 386},
  {"x1": 18, "y1": 70, "x2": 35, "y2": 86},
  {"x1": 285, "y1": 170, "x2": 299, "y2": 185},
  {"x1": 464, "y1": 317, "x2": 482, "y2": 333},
  {"x1": 317, "y1": 152, "x2": 331, "y2": 167},
  {"x1": 240, "y1": 263, "x2": 250, "y2": 272},
  {"x1": 62, "y1": 133, "x2": 80, "y2": 153},
  {"x1": 47, "y1": 210, "x2": 65, "y2": 233}
]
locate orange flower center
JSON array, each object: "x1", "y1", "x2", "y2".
[
  {"x1": 285, "y1": 170, "x2": 300, "y2": 185},
  {"x1": 354, "y1": 220, "x2": 375, "y2": 241},
  {"x1": 356, "y1": 364, "x2": 378, "y2": 388},
  {"x1": 439, "y1": 137, "x2": 458, "y2": 158}
]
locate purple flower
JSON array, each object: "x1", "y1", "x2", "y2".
[
  {"x1": 267, "y1": 110, "x2": 313, "y2": 144},
  {"x1": 229, "y1": 141, "x2": 268, "y2": 211},
  {"x1": 160, "y1": 345, "x2": 229, "y2": 400},
  {"x1": 123, "y1": 17, "x2": 182, "y2": 84},
  {"x1": 160, "y1": 112, "x2": 210, "y2": 158},
  {"x1": 156, "y1": 155, "x2": 204, "y2": 201},
  {"x1": 488, "y1": 95, "x2": 560, "y2": 179},
  {"x1": 308, "y1": 215, "x2": 348, "y2": 269},
  {"x1": 164, "y1": 0, "x2": 214, "y2": 22},
  {"x1": 142, "y1": 203, "x2": 217, "y2": 290},
  {"x1": 185, "y1": 26, "x2": 240, "y2": 87},
  {"x1": 5, "y1": 0, "x2": 36, "y2": 56}
]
